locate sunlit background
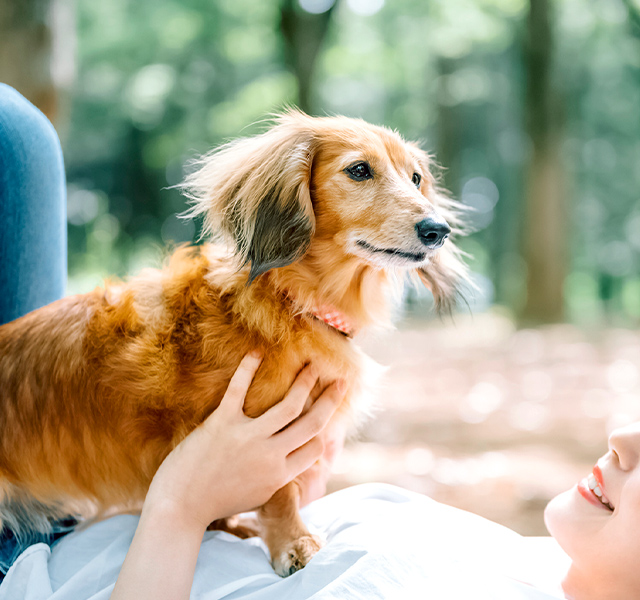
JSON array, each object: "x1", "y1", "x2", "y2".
[{"x1": 3, "y1": 0, "x2": 640, "y2": 534}]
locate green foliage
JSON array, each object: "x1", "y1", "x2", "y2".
[{"x1": 66, "y1": 0, "x2": 293, "y2": 292}]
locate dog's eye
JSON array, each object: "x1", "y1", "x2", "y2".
[
  {"x1": 345, "y1": 162, "x2": 373, "y2": 181},
  {"x1": 412, "y1": 172, "x2": 421, "y2": 187}
]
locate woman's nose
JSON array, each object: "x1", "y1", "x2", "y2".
[{"x1": 608, "y1": 422, "x2": 640, "y2": 471}]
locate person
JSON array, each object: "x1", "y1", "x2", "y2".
[
  {"x1": 544, "y1": 424, "x2": 640, "y2": 600},
  {"x1": 110, "y1": 359, "x2": 640, "y2": 600}
]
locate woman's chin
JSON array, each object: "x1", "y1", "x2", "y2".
[
  {"x1": 543, "y1": 488, "x2": 573, "y2": 541},
  {"x1": 543, "y1": 487, "x2": 590, "y2": 569}
]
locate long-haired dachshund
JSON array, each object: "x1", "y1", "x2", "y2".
[{"x1": 0, "y1": 111, "x2": 467, "y2": 576}]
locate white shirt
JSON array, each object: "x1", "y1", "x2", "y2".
[{"x1": 0, "y1": 483, "x2": 569, "y2": 599}]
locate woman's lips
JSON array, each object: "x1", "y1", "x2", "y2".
[
  {"x1": 577, "y1": 479, "x2": 611, "y2": 510},
  {"x1": 593, "y1": 464, "x2": 606, "y2": 497},
  {"x1": 576, "y1": 463, "x2": 614, "y2": 512}
]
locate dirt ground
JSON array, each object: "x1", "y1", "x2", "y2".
[{"x1": 327, "y1": 311, "x2": 640, "y2": 536}]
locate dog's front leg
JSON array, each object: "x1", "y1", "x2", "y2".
[{"x1": 259, "y1": 480, "x2": 322, "y2": 577}]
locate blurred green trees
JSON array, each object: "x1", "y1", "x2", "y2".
[{"x1": 3, "y1": 0, "x2": 640, "y2": 326}]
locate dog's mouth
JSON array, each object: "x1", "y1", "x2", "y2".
[{"x1": 356, "y1": 240, "x2": 426, "y2": 263}]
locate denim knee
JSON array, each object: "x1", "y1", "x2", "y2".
[{"x1": 0, "y1": 84, "x2": 67, "y2": 324}]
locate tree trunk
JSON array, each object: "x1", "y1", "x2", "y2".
[
  {"x1": 0, "y1": 0, "x2": 75, "y2": 130},
  {"x1": 519, "y1": 0, "x2": 566, "y2": 323},
  {"x1": 435, "y1": 57, "x2": 463, "y2": 196},
  {"x1": 280, "y1": 0, "x2": 337, "y2": 114}
]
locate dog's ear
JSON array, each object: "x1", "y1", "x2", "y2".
[
  {"x1": 181, "y1": 111, "x2": 316, "y2": 283},
  {"x1": 409, "y1": 145, "x2": 470, "y2": 313}
]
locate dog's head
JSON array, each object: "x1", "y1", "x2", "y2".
[{"x1": 182, "y1": 110, "x2": 467, "y2": 313}]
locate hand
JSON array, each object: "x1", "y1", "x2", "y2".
[
  {"x1": 112, "y1": 353, "x2": 345, "y2": 600},
  {"x1": 144, "y1": 351, "x2": 345, "y2": 531}
]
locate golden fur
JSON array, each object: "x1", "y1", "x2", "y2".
[{"x1": 0, "y1": 111, "x2": 466, "y2": 576}]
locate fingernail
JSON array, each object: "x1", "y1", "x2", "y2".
[
  {"x1": 249, "y1": 349, "x2": 263, "y2": 360},
  {"x1": 336, "y1": 379, "x2": 346, "y2": 394}
]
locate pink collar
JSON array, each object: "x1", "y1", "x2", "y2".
[{"x1": 308, "y1": 304, "x2": 356, "y2": 338}]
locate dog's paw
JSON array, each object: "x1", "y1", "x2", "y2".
[{"x1": 272, "y1": 534, "x2": 324, "y2": 577}]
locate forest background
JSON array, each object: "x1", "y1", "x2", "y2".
[{"x1": 3, "y1": 0, "x2": 640, "y2": 534}]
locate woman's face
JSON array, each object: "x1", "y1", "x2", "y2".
[{"x1": 545, "y1": 423, "x2": 640, "y2": 599}]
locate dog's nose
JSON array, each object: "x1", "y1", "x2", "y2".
[{"x1": 415, "y1": 218, "x2": 451, "y2": 248}]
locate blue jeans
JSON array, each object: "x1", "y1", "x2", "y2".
[
  {"x1": 0, "y1": 83, "x2": 67, "y2": 326},
  {"x1": 0, "y1": 85, "x2": 71, "y2": 577}
]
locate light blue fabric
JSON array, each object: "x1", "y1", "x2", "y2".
[{"x1": 0, "y1": 83, "x2": 67, "y2": 326}]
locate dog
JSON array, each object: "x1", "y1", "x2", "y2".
[{"x1": 0, "y1": 110, "x2": 467, "y2": 576}]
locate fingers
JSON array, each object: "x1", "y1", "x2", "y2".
[
  {"x1": 258, "y1": 365, "x2": 320, "y2": 434},
  {"x1": 285, "y1": 436, "x2": 325, "y2": 479},
  {"x1": 276, "y1": 381, "x2": 344, "y2": 451},
  {"x1": 216, "y1": 351, "x2": 263, "y2": 417}
]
